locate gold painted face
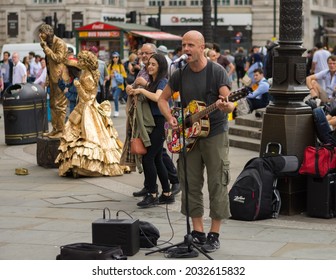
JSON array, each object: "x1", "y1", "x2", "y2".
[
  {"x1": 40, "y1": 32, "x2": 48, "y2": 41},
  {"x1": 77, "y1": 50, "x2": 98, "y2": 71}
]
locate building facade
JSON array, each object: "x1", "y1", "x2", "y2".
[{"x1": 1, "y1": 0, "x2": 336, "y2": 54}]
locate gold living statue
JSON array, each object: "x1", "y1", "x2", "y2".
[
  {"x1": 55, "y1": 50, "x2": 129, "y2": 177},
  {"x1": 39, "y1": 23, "x2": 69, "y2": 139}
]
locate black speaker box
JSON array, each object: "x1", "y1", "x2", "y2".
[{"x1": 92, "y1": 219, "x2": 139, "y2": 256}]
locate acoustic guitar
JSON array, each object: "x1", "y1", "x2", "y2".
[{"x1": 165, "y1": 87, "x2": 249, "y2": 153}]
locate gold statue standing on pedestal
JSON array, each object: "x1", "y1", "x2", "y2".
[
  {"x1": 55, "y1": 50, "x2": 128, "y2": 177},
  {"x1": 39, "y1": 23, "x2": 68, "y2": 139}
]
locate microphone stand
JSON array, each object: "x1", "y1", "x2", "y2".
[{"x1": 145, "y1": 60, "x2": 213, "y2": 260}]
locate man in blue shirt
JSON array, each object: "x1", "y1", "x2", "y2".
[
  {"x1": 246, "y1": 68, "x2": 270, "y2": 112},
  {"x1": 306, "y1": 55, "x2": 336, "y2": 103}
]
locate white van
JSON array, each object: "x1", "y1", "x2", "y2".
[{"x1": 0, "y1": 43, "x2": 76, "y2": 60}]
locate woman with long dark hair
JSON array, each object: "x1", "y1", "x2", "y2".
[{"x1": 129, "y1": 53, "x2": 174, "y2": 208}]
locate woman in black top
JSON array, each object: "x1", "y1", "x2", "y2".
[{"x1": 130, "y1": 53, "x2": 174, "y2": 208}]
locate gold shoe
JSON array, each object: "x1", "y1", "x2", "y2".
[{"x1": 15, "y1": 168, "x2": 29, "y2": 175}]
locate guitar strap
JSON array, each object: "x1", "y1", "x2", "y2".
[
  {"x1": 178, "y1": 61, "x2": 213, "y2": 105},
  {"x1": 205, "y1": 61, "x2": 214, "y2": 106}
]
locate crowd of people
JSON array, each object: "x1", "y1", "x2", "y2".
[{"x1": 4, "y1": 25, "x2": 336, "y2": 255}]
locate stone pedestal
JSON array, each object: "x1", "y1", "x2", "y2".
[
  {"x1": 260, "y1": 113, "x2": 315, "y2": 215},
  {"x1": 36, "y1": 136, "x2": 60, "y2": 168}
]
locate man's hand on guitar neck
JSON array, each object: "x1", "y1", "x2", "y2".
[{"x1": 216, "y1": 95, "x2": 235, "y2": 113}]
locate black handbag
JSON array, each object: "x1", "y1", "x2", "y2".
[{"x1": 56, "y1": 242, "x2": 127, "y2": 260}]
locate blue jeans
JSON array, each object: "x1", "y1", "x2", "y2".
[{"x1": 112, "y1": 87, "x2": 122, "y2": 112}]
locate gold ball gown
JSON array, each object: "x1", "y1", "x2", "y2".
[{"x1": 55, "y1": 51, "x2": 126, "y2": 177}]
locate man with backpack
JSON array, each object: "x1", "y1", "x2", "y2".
[
  {"x1": 263, "y1": 41, "x2": 278, "y2": 79},
  {"x1": 234, "y1": 47, "x2": 246, "y2": 88}
]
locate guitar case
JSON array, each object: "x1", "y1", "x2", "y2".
[{"x1": 307, "y1": 173, "x2": 336, "y2": 219}]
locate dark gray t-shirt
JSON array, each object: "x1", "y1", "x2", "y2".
[{"x1": 168, "y1": 61, "x2": 231, "y2": 137}]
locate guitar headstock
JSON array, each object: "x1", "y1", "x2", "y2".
[{"x1": 228, "y1": 87, "x2": 249, "y2": 102}]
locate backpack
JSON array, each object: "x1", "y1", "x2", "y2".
[
  {"x1": 139, "y1": 220, "x2": 160, "y2": 248},
  {"x1": 263, "y1": 42, "x2": 278, "y2": 79},
  {"x1": 229, "y1": 155, "x2": 299, "y2": 221},
  {"x1": 234, "y1": 53, "x2": 245, "y2": 68}
]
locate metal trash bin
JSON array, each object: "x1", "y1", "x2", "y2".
[{"x1": 3, "y1": 83, "x2": 48, "y2": 145}]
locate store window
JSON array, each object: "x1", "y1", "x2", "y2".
[{"x1": 107, "y1": 0, "x2": 116, "y2": 4}]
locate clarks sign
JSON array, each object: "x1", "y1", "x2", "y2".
[
  {"x1": 161, "y1": 14, "x2": 252, "y2": 26},
  {"x1": 170, "y1": 16, "x2": 224, "y2": 24}
]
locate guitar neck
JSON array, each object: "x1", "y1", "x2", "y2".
[{"x1": 189, "y1": 87, "x2": 246, "y2": 124}]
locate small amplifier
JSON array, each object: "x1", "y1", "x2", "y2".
[{"x1": 92, "y1": 218, "x2": 139, "y2": 256}]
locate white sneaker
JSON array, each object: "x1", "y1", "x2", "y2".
[{"x1": 113, "y1": 111, "x2": 119, "y2": 118}]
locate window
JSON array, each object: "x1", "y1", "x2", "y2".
[
  {"x1": 149, "y1": 0, "x2": 165, "y2": 6},
  {"x1": 219, "y1": 0, "x2": 230, "y2": 5},
  {"x1": 107, "y1": 0, "x2": 116, "y2": 5},
  {"x1": 191, "y1": 0, "x2": 202, "y2": 6},
  {"x1": 169, "y1": 0, "x2": 186, "y2": 6},
  {"x1": 326, "y1": 19, "x2": 334, "y2": 27},
  {"x1": 234, "y1": 0, "x2": 251, "y2": 5},
  {"x1": 33, "y1": 0, "x2": 62, "y2": 3}
]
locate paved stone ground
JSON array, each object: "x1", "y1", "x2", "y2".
[{"x1": 1, "y1": 101, "x2": 336, "y2": 260}]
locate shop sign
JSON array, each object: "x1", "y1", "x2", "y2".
[
  {"x1": 8, "y1": 13, "x2": 18, "y2": 38},
  {"x1": 103, "y1": 16, "x2": 125, "y2": 22},
  {"x1": 161, "y1": 14, "x2": 251, "y2": 26},
  {"x1": 79, "y1": 31, "x2": 120, "y2": 38},
  {"x1": 72, "y1": 12, "x2": 84, "y2": 30}
]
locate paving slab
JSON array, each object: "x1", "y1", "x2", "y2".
[{"x1": 1, "y1": 102, "x2": 336, "y2": 261}]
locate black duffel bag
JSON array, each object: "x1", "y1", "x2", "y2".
[{"x1": 56, "y1": 242, "x2": 127, "y2": 260}]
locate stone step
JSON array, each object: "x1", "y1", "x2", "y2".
[
  {"x1": 229, "y1": 123, "x2": 262, "y2": 139},
  {"x1": 228, "y1": 108, "x2": 265, "y2": 151},
  {"x1": 234, "y1": 113, "x2": 263, "y2": 128},
  {"x1": 229, "y1": 134, "x2": 261, "y2": 152}
]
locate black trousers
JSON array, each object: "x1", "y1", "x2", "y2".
[
  {"x1": 162, "y1": 147, "x2": 179, "y2": 184},
  {"x1": 142, "y1": 116, "x2": 170, "y2": 194}
]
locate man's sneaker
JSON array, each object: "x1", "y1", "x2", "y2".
[
  {"x1": 171, "y1": 183, "x2": 181, "y2": 195},
  {"x1": 158, "y1": 193, "x2": 175, "y2": 204},
  {"x1": 137, "y1": 193, "x2": 159, "y2": 208},
  {"x1": 191, "y1": 230, "x2": 206, "y2": 245},
  {"x1": 133, "y1": 187, "x2": 149, "y2": 197},
  {"x1": 201, "y1": 232, "x2": 220, "y2": 253}
]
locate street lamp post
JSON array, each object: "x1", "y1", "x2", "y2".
[
  {"x1": 260, "y1": 0, "x2": 315, "y2": 215},
  {"x1": 273, "y1": 0, "x2": 277, "y2": 40}
]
